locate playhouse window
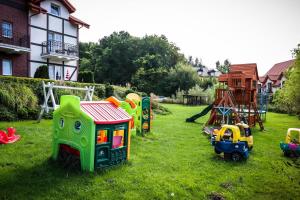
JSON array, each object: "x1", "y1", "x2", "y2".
[
  {"x1": 232, "y1": 79, "x2": 241, "y2": 87},
  {"x1": 59, "y1": 118, "x2": 64, "y2": 128},
  {"x1": 97, "y1": 130, "x2": 108, "y2": 144},
  {"x1": 112, "y1": 130, "x2": 125, "y2": 149},
  {"x1": 74, "y1": 121, "x2": 81, "y2": 132}
]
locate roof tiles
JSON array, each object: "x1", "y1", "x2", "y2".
[{"x1": 80, "y1": 101, "x2": 132, "y2": 125}]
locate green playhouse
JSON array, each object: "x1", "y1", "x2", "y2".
[
  {"x1": 52, "y1": 95, "x2": 132, "y2": 172},
  {"x1": 107, "y1": 93, "x2": 152, "y2": 136}
]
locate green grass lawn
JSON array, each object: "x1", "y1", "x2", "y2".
[{"x1": 0, "y1": 104, "x2": 300, "y2": 200}]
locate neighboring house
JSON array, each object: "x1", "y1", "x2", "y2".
[
  {"x1": 258, "y1": 60, "x2": 295, "y2": 94},
  {"x1": 0, "y1": 0, "x2": 30, "y2": 77},
  {"x1": 196, "y1": 66, "x2": 221, "y2": 77},
  {"x1": 0, "y1": 0, "x2": 89, "y2": 81}
]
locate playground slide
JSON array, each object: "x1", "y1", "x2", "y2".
[{"x1": 185, "y1": 104, "x2": 214, "y2": 122}]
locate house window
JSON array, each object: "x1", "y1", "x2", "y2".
[
  {"x1": 2, "y1": 59, "x2": 12, "y2": 75},
  {"x1": 51, "y1": 4, "x2": 60, "y2": 16},
  {"x1": 48, "y1": 32, "x2": 63, "y2": 53},
  {"x1": 2, "y1": 22, "x2": 12, "y2": 38},
  {"x1": 258, "y1": 84, "x2": 262, "y2": 93},
  {"x1": 49, "y1": 65, "x2": 63, "y2": 80},
  {"x1": 267, "y1": 82, "x2": 272, "y2": 93}
]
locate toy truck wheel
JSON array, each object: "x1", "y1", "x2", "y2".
[
  {"x1": 283, "y1": 151, "x2": 291, "y2": 157},
  {"x1": 214, "y1": 149, "x2": 221, "y2": 154},
  {"x1": 231, "y1": 152, "x2": 242, "y2": 161}
]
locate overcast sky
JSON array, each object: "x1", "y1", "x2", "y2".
[{"x1": 71, "y1": 0, "x2": 300, "y2": 76}]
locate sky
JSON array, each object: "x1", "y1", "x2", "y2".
[{"x1": 71, "y1": 0, "x2": 300, "y2": 76}]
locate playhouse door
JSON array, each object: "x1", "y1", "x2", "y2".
[{"x1": 95, "y1": 123, "x2": 128, "y2": 168}]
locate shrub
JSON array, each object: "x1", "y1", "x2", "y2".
[
  {"x1": 34, "y1": 65, "x2": 49, "y2": 79},
  {"x1": 151, "y1": 100, "x2": 171, "y2": 115},
  {"x1": 78, "y1": 71, "x2": 94, "y2": 83},
  {"x1": 105, "y1": 83, "x2": 114, "y2": 97},
  {"x1": 0, "y1": 83, "x2": 38, "y2": 121}
]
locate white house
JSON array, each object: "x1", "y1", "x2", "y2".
[
  {"x1": 28, "y1": 0, "x2": 89, "y2": 81},
  {"x1": 258, "y1": 60, "x2": 295, "y2": 94},
  {"x1": 195, "y1": 66, "x2": 221, "y2": 77}
]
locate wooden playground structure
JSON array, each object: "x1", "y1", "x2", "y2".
[{"x1": 206, "y1": 63, "x2": 264, "y2": 130}]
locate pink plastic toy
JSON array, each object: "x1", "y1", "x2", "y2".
[{"x1": 0, "y1": 127, "x2": 21, "y2": 144}]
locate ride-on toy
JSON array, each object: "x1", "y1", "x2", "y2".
[
  {"x1": 280, "y1": 128, "x2": 300, "y2": 157},
  {"x1": 211, "y1": 124, "x2": 251, "y2": 161},
  {"x1": 0, "y1": 127, "x2": 21, "y2": 144}
]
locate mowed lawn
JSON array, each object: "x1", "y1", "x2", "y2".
[{"x1": 0, "y1": 104, "x2": 300, "y2": 200}]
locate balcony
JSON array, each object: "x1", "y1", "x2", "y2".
[
  {"x1": 41, "y1": 41, "x2": 79, "y2": 62},
  {"x1": 0, "y1": 30, "x2": 30, "y2": 54}
]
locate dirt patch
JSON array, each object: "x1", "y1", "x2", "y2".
[{"x1": 207, "y1": 192, "x2": 225, "y2": 200}]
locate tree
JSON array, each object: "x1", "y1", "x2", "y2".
[
  {"x1": 78, "y1": 71, "x2": 94, "y2": 83},
  {"x1": 131, "y1": 67, "x2": 169, "y2": 95},
  {"x1": 80, "y1": 32, "x2": 185, "y2": 86},
  {"x1": 168, "y1": 63, "x2": 200, "y2": 93},
  {"x1": 216, "y1": 59, "x2": 231, "y2": 74},
  {"x1": 274, "y1": 44, "x2": 300, "y2": 116},
  {"x1": 34, "y1": 65, "x2": 49, "y2": 79}
]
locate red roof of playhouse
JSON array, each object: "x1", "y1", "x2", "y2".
[
  {"x1": 80, "y1": 101, "x2": 132, "y2": 125},
  {"x1": 218, "y1": 63, "x2": 259, "y2": 82}
]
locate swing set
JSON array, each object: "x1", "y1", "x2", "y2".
[{"x1": 37, "y1": 81, "x2": 95, "y2": 122}]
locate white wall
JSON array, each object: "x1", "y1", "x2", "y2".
[
  {"x1": 30, "y1": 11, "x2": 47, "y2": 29},
  {"x1": 65, "y1": 60, "x2": 77, "y2": 67},
  {"x1": 281, "y1": 76, "x2": 287, "y2": 88},
  {"x1": 49, "y1": 15, "x2": 63, "y2": 33},
  {"x1": 30, "y1": 28, "x2": 47, "y2": 44},
  {"x1": 64, "y1": 36, "x2": 77, "y2": 45},
  {"x1": 64, "y1": 20, "x2": 77, "y2": 36},
  {"x1": 40, "y1": 0, "x2": 69, "y2": 19},
  {"x1": 64, "y1": 67, "x2": 77, "y2": 81},
  {"x1": 30, "y1": 45, "x2": 44, "y2": 61}
]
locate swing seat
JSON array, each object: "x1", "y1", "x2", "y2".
[{"x1": 0, "y1": 128, "x2": 21, "y2": 144}]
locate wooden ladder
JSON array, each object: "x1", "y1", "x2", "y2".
[{"x1": 252, "y1": 103, "x2": 264, "y2": 131}]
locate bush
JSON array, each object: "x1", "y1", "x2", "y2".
[
  {"x1": 151, "y1": 101, "x2": 172, "y2": 115},
  {"x1": 105, "y1": 84, "x2": 114, "y2": 97},
  {"x1": 0, "y1": 83, "x2": 38, "y2": 121},
  {"x1": 78, "y1": 71, "x2": 94, "y2": 83},
  {"x1": 34, "y1": 65, "x2": 49, "y2": 79}
]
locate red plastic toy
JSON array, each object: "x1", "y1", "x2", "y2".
[{"x1": 0, "y1": 127, "x2": 21, "y2": 144}]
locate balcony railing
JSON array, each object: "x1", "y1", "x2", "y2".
[
  {"x1": 41, "y1": 41, "x2": 79, "y2": 57},
  {"x1": 0, "y1": 29, "x2": 29, "y2": 48}
]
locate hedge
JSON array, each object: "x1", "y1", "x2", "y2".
[{"x1": 0, "y1": 76, "x2": 135, "y2": 121}]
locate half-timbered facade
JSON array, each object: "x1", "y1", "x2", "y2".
[
  {"x1": 0, "y1": 0, "x2": 89, "y2": 81},
  {"x1": 29, "y1": 0, "x2": 89, "y2": 81}
]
